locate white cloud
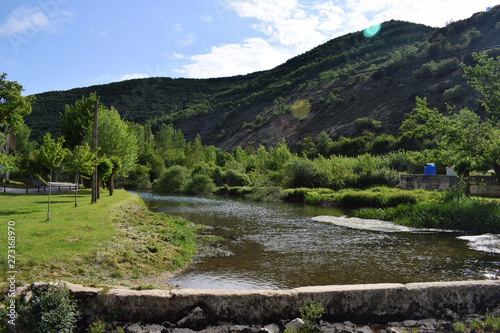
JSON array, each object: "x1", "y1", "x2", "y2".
[
  {"x1": 177, "y1": 37, "x2": 293, "y2": 78},
  {"x1": 180, "y1": 32, "x2": 197, "y2": 46},
  {"x1": 0, "y1": 5, "x2": 73, "y2": 37},
  {"x1": 118, "y1": 73, "x2": 150, "y2": 81},
  {"x1": 175, "y1": 0, "x2": 496, "y2": 78},
  {"x1": 90, "y1": 29, "x2": 109, "y2": 40},
  {"x1": 229, "y1": 0, "x2": 299, "y2": 22},
  {"x1": 201, "y1": 14, "x2": 213, "y2": 22},
  {"x1": 0, "y1": 7, "x2": 50, "y2": 36}
]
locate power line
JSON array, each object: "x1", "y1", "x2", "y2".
[{"x1": 264, "y1": 44, "x2": 500, "y2": 90}]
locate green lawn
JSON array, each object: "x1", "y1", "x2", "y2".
[{"x1": 0, "y1": 189, "x2": 197, "y2": 288}]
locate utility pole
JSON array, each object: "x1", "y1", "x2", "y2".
[{"x1": 91, "y1": 99, "x2": 98, "y2": 203}]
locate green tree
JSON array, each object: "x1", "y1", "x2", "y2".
[
  {"x1": 66, "y1": 144, "x2": 97, "y2": 206},
  {"x1": 60, "y1": 92, "x2": 100, "y2": 149},
  {"x1": 86, "y1": 106, "x2": 138, "y2": 195},
  {"x1": 316, "y1": 131, "x2": 333, "y2": 157},
  {"x1": 462, "y1": 52, "x2": 500, "y2": 117},
  {"x1": 0, "y1": 73, "x2": 34, "y2": 172},
  {"x1": 37, "y1": 133, "x2": 69, "y2": 220},
  {"x1": 400, "y1": 97, "x2": 498, "y2": 193}
]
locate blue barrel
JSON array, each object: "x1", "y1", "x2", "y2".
[{"x1": 424, "y1": 163, "x2": 436, "y2": 175}]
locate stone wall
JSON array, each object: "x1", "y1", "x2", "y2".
[
  {"x1": 62, "y1": 281, "x2": 500, "y2": 326},
  {"x1": 400, "y1": 175, "x2": 500, "y2": 197}
]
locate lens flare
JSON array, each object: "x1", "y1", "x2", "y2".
[
  {"x1": 363, "y1": 23, "x2": 382, "y2": 38},
  {"x1": 291, "y1": 99, "x2": 311, "y2": 119}
]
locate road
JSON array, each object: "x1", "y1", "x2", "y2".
[{"x1": 1, "y1": 182, "x2": 78, "y2": 194}]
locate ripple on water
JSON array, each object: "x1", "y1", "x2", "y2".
[
  {"x1": 311, "y1": 215, "x2": 458, "y2": 233},
  {"x1": 458, "y1": 234, "x2": 500, "y2": 254}
]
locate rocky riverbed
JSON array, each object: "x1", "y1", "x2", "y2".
[{"x1": 90, "y1": 305, "x2": 500, "y2": 332}]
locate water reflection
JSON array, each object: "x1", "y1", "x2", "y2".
[{"x1": 138, "y1": 193, "x2": 500, "y2": 290}]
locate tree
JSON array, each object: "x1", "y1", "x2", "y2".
[
  {"x1": 37, "y1": 133, "x2": 69, "y2": 220},
  {"x1": 400, "y1": 97, "x2": 497, "y2": 194},
  {"x1": 0, "y1": 73, "x2": 34, "y2": 171},
  {"x1": 462, "y1": 52, "x2": 500, "y2": 117},
  {"x1": 86, "y1": 106, "x2": 137, "y2": 195},
  {"x1": 66, "y1": 144, "x2": 97, "y2": 206},
  {"x1": 316, "y1": 131, "x2": 333, "y2": 157},
  {"x1": 60, "y1": 92, "x2": 101, "y2": 149}
]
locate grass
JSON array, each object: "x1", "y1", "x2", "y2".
[
  {"x1": 454, "y1": 309, "x2": 500, "y2": 332},
  {"x1": 355, "y1": 195, "x2": 500, "y2": 233},
  {"x1": 0, "y1": 189, "x2": 197, "y2": 288},
  {"x1": 283, "y1": 186, "x2": 436, "y2": 208}
]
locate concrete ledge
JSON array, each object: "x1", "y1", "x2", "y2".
[{"x1": 62, "y1": 280, "x2": 500, "y2": 326}]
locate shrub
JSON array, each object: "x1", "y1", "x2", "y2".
[
  {"x1": 433, "y1": 58, "x2": 460, "y2": 78},
  {"x1": 353, "y1": 117, "x2": 381, "y2": 131},
  {"x1": 89, "y1": 320, "x2": 106, "y2": 333},
  {"x1": 443, "y1": 85, "x2": 465, "y2": 102},
  {"x1": 183, "y1": 174, "x2": 216, "y2": 195},
  {"x1": 285, "y1": 158, "x2": 319, "y2": 188},
  {"x1": 224, "y1": 169, "x2": 251, "y2": 186},
  {"x1": 153, "y1": 165, "x2": 190, "y2": 193},
  {"x1": 19, "y1": 283, "x2": 80, "y2": 333},
  {"x1": 299, "y1": 301, "x2": 325, "y2": 333}
]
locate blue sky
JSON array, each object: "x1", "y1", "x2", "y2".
[{"x1": 1, "y1": 0, "x2": 497, "y2": 96}]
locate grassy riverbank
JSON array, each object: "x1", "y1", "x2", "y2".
[
  {"x1": 0, "y1": 189, "x2": 198, "y2": 288},
  {"x1": 355, "y1": 196, "x2": 500, "y2": 233}
]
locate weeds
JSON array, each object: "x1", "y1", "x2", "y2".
[
  {"x1": 454, "y1": 309, "x2": 500, "y2": 332},
  {"x1": 356, "y1": 196, "x2": 500, "y2": 233},
  {"x1": 284, "y1": 301, "x2": 325, "y2": 333}
]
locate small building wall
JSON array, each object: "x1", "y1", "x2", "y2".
[{"x1": 400, "y1": 174, "x2": 500, "y2": 197}]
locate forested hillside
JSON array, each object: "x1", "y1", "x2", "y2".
[{"x1": 27, "y1": 6, "x2": 500, "y2": 151}]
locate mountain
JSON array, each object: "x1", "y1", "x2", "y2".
[{"x1": 27, "y1": 6, "x2": 500, "y2": 151}]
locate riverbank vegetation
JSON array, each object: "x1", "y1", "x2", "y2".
[
  {"x1": 356, "y1": 194, "x2": 500, "y2": 233},
  {"x1": 2, "y1": 50, "x2": 500, "y2": 237},
  {"x1": 0, "y1": 189, "x2": 200, "y2": 288}
]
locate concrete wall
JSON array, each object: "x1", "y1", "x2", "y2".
[
  {"x1": 63, "y1": 281, "x2": 500, "y2": 326},
  {"x1": 400, "y1": 175, "x2": 500, "y2": 197}
]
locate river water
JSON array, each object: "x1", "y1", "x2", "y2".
[{"x1": 139, "y1": 192, "x2": 500, "y2": 290}]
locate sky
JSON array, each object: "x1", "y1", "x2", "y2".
[{"x1": 0, "y1": 0, "x2": 498, "y2": 96}]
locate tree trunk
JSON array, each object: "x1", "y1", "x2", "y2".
[
  {"x1": 97, "y1": 176, "x2": 102, "y2": 199},
  {"x1": 493, "y1": 163, "x2": 500, "y2": 185},
  {"x1": 109, "y1": 172, "x2": 114, "y2": 196},
  {"x1": 74, "y1": 172, "x2": 79, "y2": 207},
  {"x1": 47, "y1": 171, "x2": 52, "y2": 221},
  {"x1": 463, "y1": 172, "x2": 471, "y2": 196}
]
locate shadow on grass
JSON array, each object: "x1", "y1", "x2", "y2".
[
  {"x1": 34, "y1": 200, "x2": 74, "y2": 204},
  {"x1": 0, "y1": 209, "x2": 42, "y2": 216}
]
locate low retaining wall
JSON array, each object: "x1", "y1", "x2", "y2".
[
  {"x1": 65, "y1": 281, "x2": 500, "y2": 326},
  {"x1": 400, "y1": 175, "x2": 500, "y2": 197}
]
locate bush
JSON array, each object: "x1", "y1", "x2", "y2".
[
  {"x1": 285, "y1": 158, "x2": 318, "y2": 188},
  {"x1": 224, "y1": 169, "x2": 251, "y2": 186},
  {"x1": 443, "y1": 85, "x2": 465, "y2": 102},
  {"x1": 19, "y1": 283, "x2": 80, "y2": 333},
  {"x1": 183, "y1": 174, "x2": 216, "y2": 195},
  {"x1": 353, "y1": 117, "x2": 381, "y2": 131},
  {"x1": 153, "y1": 165, "x2": 190, "y2": 193}
]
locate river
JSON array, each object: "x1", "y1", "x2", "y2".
[{"x1": 138, "y1": 192, "x2": 500, "y2": 290}]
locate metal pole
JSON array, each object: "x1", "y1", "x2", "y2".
[{"x1": 92, "y1": 99, "x2": 98, "y2": 203}]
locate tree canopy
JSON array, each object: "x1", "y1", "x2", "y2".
[
  {"x1": 0, "y1": 73, "x2": 34, "y2": 138},
  {"x1": 85, "y1": 106, "x2": 138, "y2": 195}
]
